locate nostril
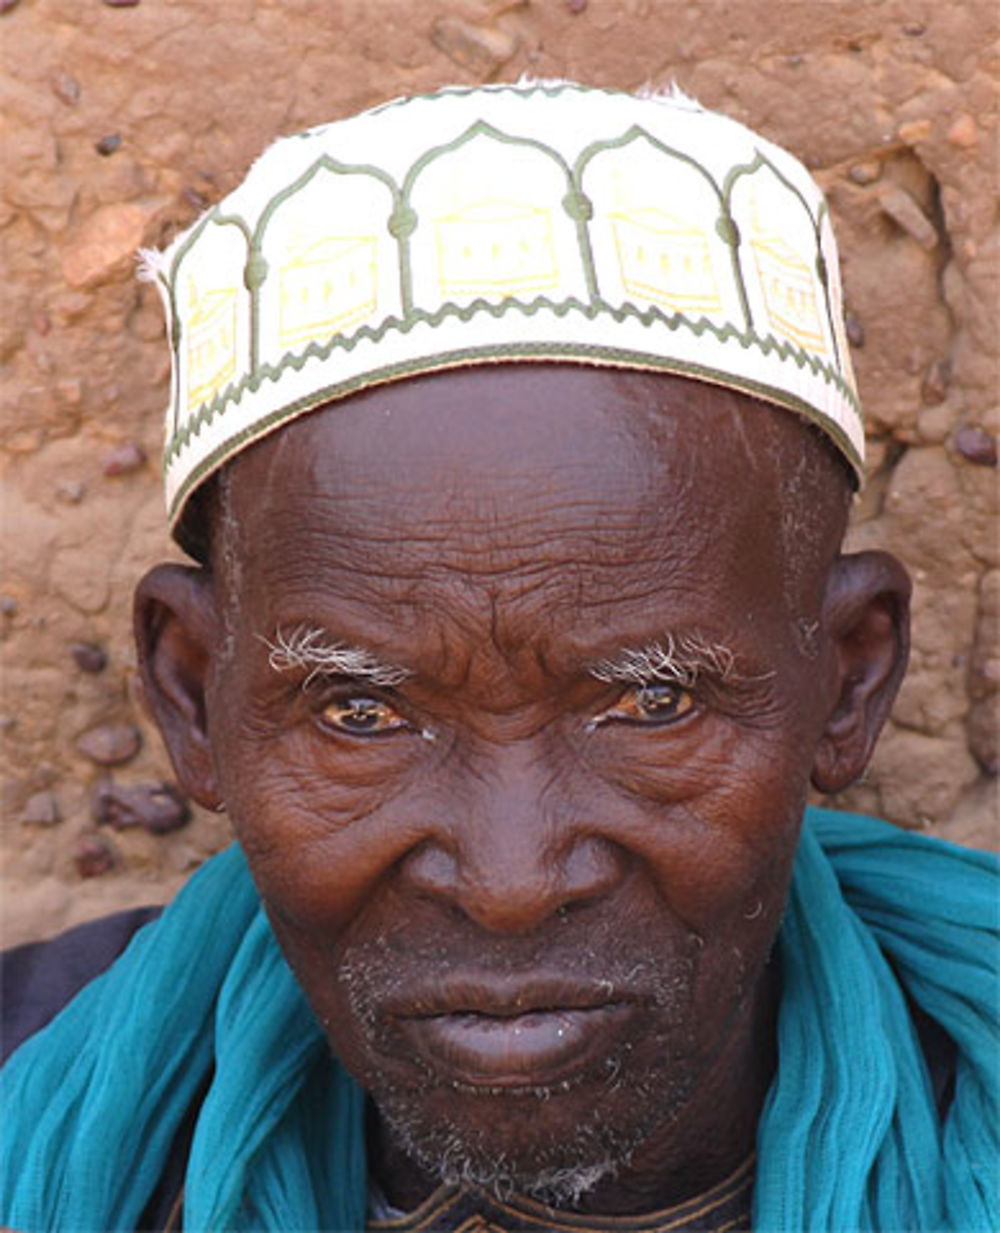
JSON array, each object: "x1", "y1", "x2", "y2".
[
  {"x1": 401, "y1": 843, "x2": 461, "y2": 898},
  {"x1": 562, "y1": 835, "x2": 629, "y2": 902}
]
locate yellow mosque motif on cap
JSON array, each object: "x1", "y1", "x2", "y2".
[
  {"x1": 750, "y1": 231, "x2": 826, "y2": 353},
  {"x1": 745, "y1": 185, "x2": 826, "y2": 355},
  {"x1": 609, "y1": 207, "x2": 722, "y2": 315},
  {"x1": 185, "y1": 279, "x2": 237, "y2": 412},
  {"x1": 434, "y1": 199, "x2": 559, "y2": 298},
  {"x1": 279, "y1": 234, "x2": 379, "y2": 347}
]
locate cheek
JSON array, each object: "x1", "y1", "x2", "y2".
[
  {"x1": 580, "y1": 716, "x2": 807, "y2": 921},
  {"x1": 213, "y1": 718, "x2": 426, "y2": 931}
]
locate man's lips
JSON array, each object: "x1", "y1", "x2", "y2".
[
  {"x1": 398, "y1": 1004, "x2": 631, "y2": 1087},
  {"x1": 386, "y1": 976, "x2": 637, "y2": 1088}
]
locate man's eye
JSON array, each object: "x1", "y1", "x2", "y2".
[
  {"x1": 317, "y1": 696, "x2": 409, "y2": 736},
  {"x1": 599, "y1": 683, "x2": 696, "y2": 727}
]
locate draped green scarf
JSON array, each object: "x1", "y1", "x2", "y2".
[{"x1": 2, "y1": 808, "x2": 997, "y2": 1232}]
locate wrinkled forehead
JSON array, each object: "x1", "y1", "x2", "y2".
[
  {"x1": 217, "y1": 364, "x2": 836, "y2": 587},
  {"x1": 203, "y1": 365, "x2": 854, "y2": 701}
]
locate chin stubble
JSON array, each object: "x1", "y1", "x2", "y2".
[{"x1": 372, "y1": 1047, "x2": 695, "y2": 1207}]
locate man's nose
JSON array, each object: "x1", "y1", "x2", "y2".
[{"x1": 400, "y1": 744, "x2": 627, "y2": 934}]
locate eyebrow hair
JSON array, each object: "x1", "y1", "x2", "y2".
[
  {"x1": 589, "y1": 633, "x2": 745, "y2": 689},
  {"x1": 259, "y1": 624, "x2": 412, "y2": 688}
]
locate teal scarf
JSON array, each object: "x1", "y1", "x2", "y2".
[{"x1": 2, "y1": 808, "x2": 997, "y2": 1232}]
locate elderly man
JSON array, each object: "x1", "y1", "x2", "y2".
[{"x1": 2, "y1": 83, "x2": 996, "y2": 1233}]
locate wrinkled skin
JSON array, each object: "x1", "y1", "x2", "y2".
[{"x1": 136, "y1": 366, "x2": 909, "y2": 1215}]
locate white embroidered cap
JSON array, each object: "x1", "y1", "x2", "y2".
[{"x1": 144, "y1": 80, "x2": 863, "y2": 546}]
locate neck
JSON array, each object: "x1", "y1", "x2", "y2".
[{"x1": 371, "y1": 959, "x2": 779, "y2": 1218}]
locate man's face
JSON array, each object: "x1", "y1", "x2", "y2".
[{"x1": 201, "y1": 366, "x2": 845, "y2": 1195}]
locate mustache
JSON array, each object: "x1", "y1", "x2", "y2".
[{"x1": 336, "y1": 917, "x2": 702, "y2": 1036}]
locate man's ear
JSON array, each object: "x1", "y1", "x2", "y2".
[
  {"x1": 134, "y1": 563, "x2": 223, "y2": 810},
  {"x1": 811, "y1": 550, "x2": 911, "y2": 794}
]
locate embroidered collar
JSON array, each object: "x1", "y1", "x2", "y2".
[{"x1": 368, "y1": 1154, "x2": 753, "y2": 1232}]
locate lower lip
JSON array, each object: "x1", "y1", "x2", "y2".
[{"x1": 397, "y1": 1005, "x2": 630, "y2": 1087}]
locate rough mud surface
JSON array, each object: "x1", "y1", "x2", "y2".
[{"x1": 1, "y1": 0, "x2": 997, "y2": 944}]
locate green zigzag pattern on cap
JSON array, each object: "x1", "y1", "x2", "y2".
[{"x1": 163, "y1": 291, "x2": 861, "y2": 524}]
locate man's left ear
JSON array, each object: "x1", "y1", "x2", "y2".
[{"x1": 811, "y1": 550, "x2": 911, "y2": 794}]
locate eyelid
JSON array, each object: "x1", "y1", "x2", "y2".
[
  {"x1": 298, "y1": 670, "x2": 403, "y2": 700},
  {"x1": 303, "y1": 674, "x2": 404, "y2": 713}
]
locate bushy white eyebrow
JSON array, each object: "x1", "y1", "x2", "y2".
[
  {"x1": 589, "y1": 633, "x2": 741, "y2": 689},
  {"x1": 259, "y1": 624, "x2": 412, "y2": 688}
]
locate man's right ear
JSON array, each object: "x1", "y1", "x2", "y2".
[{"x1": 133, "y1": 563, "x2": 223, "y2": 810}]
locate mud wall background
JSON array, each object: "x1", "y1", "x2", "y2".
[{"x1": 2, "y1": 0, "x2": 996, "y2": 945}]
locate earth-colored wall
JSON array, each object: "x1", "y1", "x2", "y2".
[{"x1": 1, "y1": 0, "x2": 997, "y2": 946}]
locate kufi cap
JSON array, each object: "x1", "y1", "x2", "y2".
[{"x1": 144, "y1": 80, "x2": 863, "y2": 546}]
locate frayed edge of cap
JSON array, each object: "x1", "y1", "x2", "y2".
[
  {"x1": 136, "y1": 246, "x2": 168, "y2": 284},
  {"x1": 634, "y1": 80, "x2": 703, "y2": 109}
]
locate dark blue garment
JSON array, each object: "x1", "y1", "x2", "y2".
[{"x1": 2, "y1": 907, "x2": 162, "y2": 1064}]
